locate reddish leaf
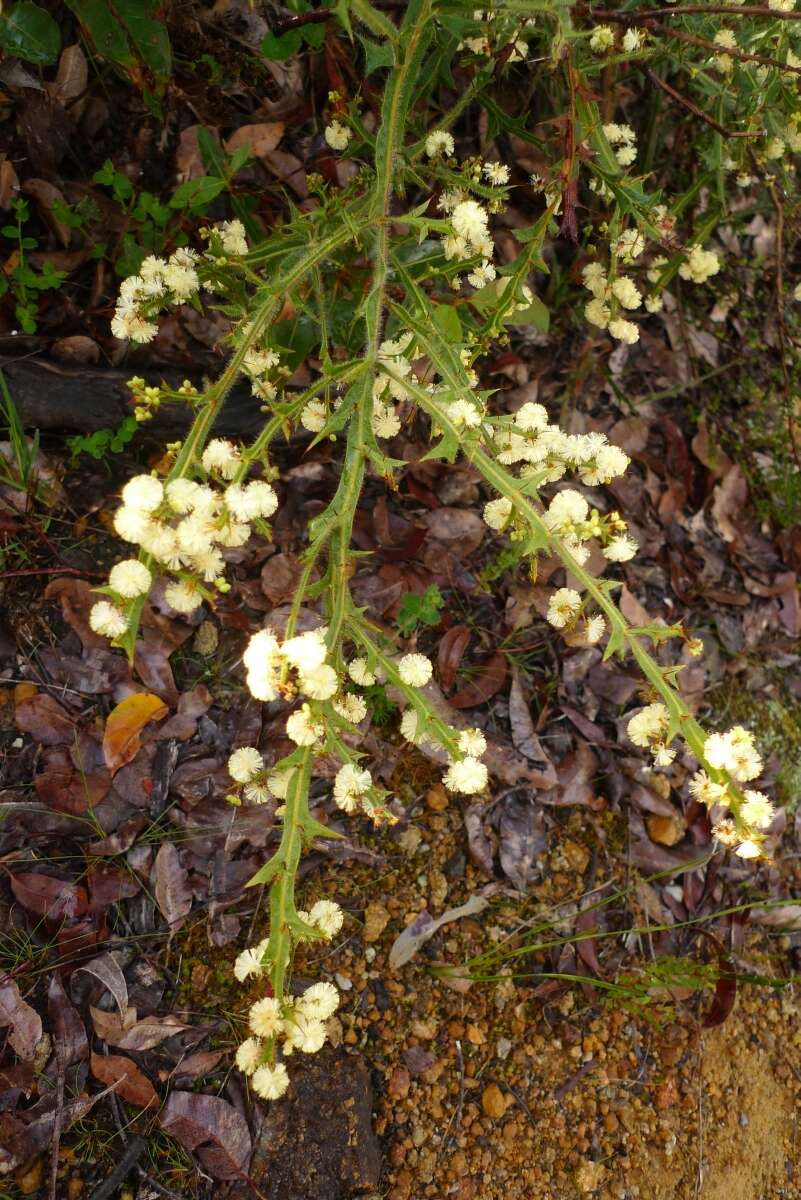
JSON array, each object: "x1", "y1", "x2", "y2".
[
  {"x1": 90, "y1": 1051, "x2": 158, "y2": 1109},
  {"x1": 48, "y1": 975, "x2": 88, "y2": 1065},
  {"x1": 153, "y1": 843, "x2": 192, "y2": 930},
  {"x1": 35, "y1": 746, "x2": 110, "y2": 815},
  {"x1": 102, "y1": 693, "x2": 168, "y2": 774},
  {"x1": 449, "y1": 651, "x2": 507, "y2": 709},
  {"x1": 10, "y1": 873, "x2": 88, "y2": 920},
  {"x1": 57, "y1": 915, "x2": 104, "y2": 973},
  {"x1": 14, "y1": 693, "x2": 74, "y2": 746},
  {"x1": 160, "y1": 1091, "x2": 251, "y2": 1181},
  {"x1": 437, "y1": 625, "x2": 471, "y2": 692},
  {"x1": 87, "y1": 864, "x2": 141, "y2": 910},
  {"x1": 551, "y1": 742, "x2": 604, "y2": 809},
  {"x1": 702, "y1": 961, "x2": 737, "y2": 1027},
  {"x1": 0, "y1": 980, "x2": 42, "y2": 1061},
  {"x1": 170, "y1": 1049, "x2": 225, "y2": 1082}
]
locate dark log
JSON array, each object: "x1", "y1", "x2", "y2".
[{"x1": 0, "y1": 354, "x2": 265, "y2": 438}]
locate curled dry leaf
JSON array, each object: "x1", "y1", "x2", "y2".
[
  {"x1": 389, "y1": 895, "x2": 489, "y2": 970},
  {"x1": 102, "y1": 693, "x2": 168, "y2": 774},
  {"x1": 225, "y1": 122, "x2": 284, "y2": 157},
  {"x1": 90, "y1": 1050, "x2": 158, "y2": 1109},
  {"x1": 160, "y1": 1090, "x2": 252, "y2": 1181},
  {"x1": 76, "y1": 953, "x2": 128, "y2": 1014},
  {"x1": 0, "y1": 980, "x2": 42, "y2": 1061},
  {"x1": 90, "y1": 1005, "x2": 191, "y2": 1051},
  {"x1": 44, "y1": 578, "x2": 108, "y2": 651}
]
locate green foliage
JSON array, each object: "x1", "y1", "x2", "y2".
[
  {"x1": 0, "y1": 200, "x2": 67, "y2": 333},
  {"x1": 64, "y1": 0, "x2": 172, "y2": 88},
  {"x1": 0, "y1": 1, "x2": 60, "y2": 65},
  {"x1": 395, "y1": 585, "x2": 445, "y2": 636},
  {"x1": 66, "y1": 416, "x2": 139, "y2": 464},
  {"x1": 0, "y1": 369, "x2": 38, "y2": 492}
]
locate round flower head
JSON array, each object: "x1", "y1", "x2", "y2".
[
  {"x1": 584, "y1": 615, "x2": 606, "y2": 644},
  {"x1": 308, "y1": 900, "x2": 344, "y2": 938},
  {"x1": 333, "y1": 763, "x2": 372, "y2": 813},
  {"x1": 299, "y1": 663, "x2": 338, "y2": 701},
  {"x1": 347, "y1": 658, "x2": 375, "y2": 686},
  {"x1": 252, "y1": 1062, "x2": 290, "y2": 1099},
  {"x1": 483, "y1": 497, "x2": 513, "y2": 531},
  {"x1": 443, "y1": 756, "x2": 488, "y2": 794},
  {"x1": 627, "y1": 703, "x2": 670, "y2": 748},
  {"x1": 228, "y1": 746, "x2": 264, "y2": 783},
  {"x1": 425, "y1": 129, "x2": 455, "y2": 157},
  {"x1": 458, "y1": 728, "x2": 487, "y2": 757},
  {"x1": 202, "y1": 438, "x2": 241, "y2": 479},
  {"x1": 219, "y1": 219, "x2": 249, "y2": 256},
  {"x1": 89, "y1": 601, "x2": 128, "y2": 639},
  {"x1": 108, "y1": 559, "x2": 152, "y2": 598},
  {"x1": 113, "y1": 505, "x2": 151, "y2": 544},
  {"x1": 267, "y1": 768, "x2": 293, "y2": 799},
  {"x1": 164, "y1": 580, "x2": 203, "y2": 614},
  {"x1": 121, "y1": 474, "x2": 164, "y2": 513},
  {"x1": 451, "y1": 199, "x2": 490, "y2": 246},
  {"x1": 398, "y1": 653, "x2": 433, "y2": 688},
  {"x1": 235, "y1": 1037, "x2": 263, "y2": 1075},
  {"x1": 704, "y1": 726, "x2": 762, "y2": 782},
  {"x1": 234, "y1": 946, "x2": 264, "y2": 982},
  {"x1": 735, "y1": 839, "x2": 761, "y2": 860},
  {"x1": 740, "y1": 790, "x2": 774, "y2": 830},
  {"x1": 225, "y1": 481, "x2": 279, "y2": 521},
  {"x1": 546, "y1": 587, "x2": 581, "y2": 629},
  {"x1": 514, "y1": 402, "x2": 549, "y2": 433},
  {"x1": 608, "y1": 318, "x2": 639, "y2": 345},
  {"x1": 543, "y1": 489, "x2": 588, "y2": 532},
  {"x1": 282, "y1": 1012, "x2": 327, "y2": 1055},
  {"x1": 611, "y1": 277, "x2": 642, "y2": 310},
  {"x1": 604, "y1": 535, "x2": 638, "y2": 563},
  {"x1": 285, "y1": 706, "x2": 323, "y2": 747},
  {"x1": 483, "y1": 161, "x2": 510, "y2": 185},
  {"x1": 249, "y1": 996, "x2": 282, "y2": 1038},
  {"x1": 296, "y1": 981, "x2": 339, "y2": 1021},
  {"x1": 301, "y1": 400, "x2": 327, "y2": 432},
  {"x1": 283, "y1": 629, "x2": 327, "y2": 674},
  {"x1": 324, "y1": 120, "x2": 351, "y2": 151},
  {"x1": 333, "y1": 694, "x2": 368, "y2": 724}
]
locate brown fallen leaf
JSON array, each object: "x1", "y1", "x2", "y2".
[
  {"x1": 90, "y1": 1051, "x2": 158, "y2": 1109},
  {"x1": 76, "y1": 953, "x2": 128, "y2": 1014},
  {"x1": 15, "y1": 693, "x2": 74, "y2": 746},
  {"x1": 47, "y1": 43, "x2": 87, "y2": 105},
  {"x1": 169, "y1": 1049, "x2": 225, "y2": 1082},
  {"x1": 225, "y1": 121, "x2": 284, "y2": 157},
  {"x1": 102, "y1": 693, "x2": 168, "y2": 774},
  {"x1": 153, "y1": 843, "x2": 192, "y2": 930},
  {"x1": 48, "y1": 975, "x2": 88, "y2": 1065},
  {"x1": 508, "y1": 670, "x2": 555, "y2": 771},
  {"x1": 450, "y1": 651, "x2": 507, "y2": 708},
  {"x1": 437, "y1": 624, "x2": 471, "y2": 692},
  {"x1": 498, "y1": 795, "x2": 547, "y2": 892},
  {"x1": 160, "y1": 1091, "x2": 252, "y2": 1181},
  {"x1": 10, "y1": 872, "x2": 88, "y2": 920},
  {"x1": 0, "y1": 980, "x2": 42, "y2": 1061}
]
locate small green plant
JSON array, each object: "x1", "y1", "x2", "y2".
[
  {"x1": 0, "y1": 369, "x2": 39, "y2": 493},
  {"x1": 66, "y1": 416, "x2": 139, "y2": 465},
  {"x1": 0, "y1": 199, "x2": 67, "y2": 333},
  {"x1": 396, "y1": 584, "x2": 444, "y2": 636}
]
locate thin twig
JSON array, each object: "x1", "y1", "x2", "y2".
[
  {"x1": 764, "y1": 175, "x2": 801, "y2": 470},
  {"x1": 48, "y1": 1037, "x2": 67, "y2": 1200},
  {"x1": 645, "y1": 69, "x2": 756, "y2": 138},
  {"x1": 0, "y1": 565, "x2": 106, "y2": 580},
  {"x1": 652, "y1": 23, "x2": 801, "y2": 76},
  {"x1": 597, "y1": 5, "x2": 801, "y2": 19}
]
